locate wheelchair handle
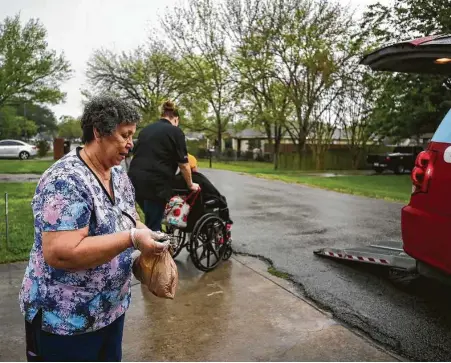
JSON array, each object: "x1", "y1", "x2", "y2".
[
  {"x1": 172, "y1": 188, "x2": 201, "y2": 207},
  {"x1": 185, "y1": 188, "x2": 201, "y2": 207}
]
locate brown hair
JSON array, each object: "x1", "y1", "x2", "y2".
[{"x1": 161, "y1": 100, "x2": 179, "y2": 119}]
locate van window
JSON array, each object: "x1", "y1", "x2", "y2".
[{"x1": 432, "y1": 109, "x2": 451, "y2": 143}]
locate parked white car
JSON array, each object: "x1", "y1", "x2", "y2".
[{"x1": 0, "y1": 139, "x2": 38, "y2": 160}]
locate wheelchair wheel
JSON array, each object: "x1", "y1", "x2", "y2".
[
  {"x1": 185, "y1": 237, "x2": 191, "y2": 253},
  {"x1": 166, "y1": 226, "x2": 188, "y2": 258},
  {"x1": 189, "y1": 214, "x2": 227, "y2": 272},
  {"x1": 223, "y1": 245, "x2": 233, "y2": 260},
  {"x1": 186, "y1": 214, "x2": 211, "y2": 253}
]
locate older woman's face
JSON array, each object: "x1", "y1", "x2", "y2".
[{"x1": 98, "y1": 122, "x2": 136, "y2": 167}]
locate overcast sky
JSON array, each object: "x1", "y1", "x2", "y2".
[{"x1": 0, "y1": 0, "x2": 389, "y2": 120}]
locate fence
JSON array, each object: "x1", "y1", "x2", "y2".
[
  {"x1": 0, "y1": 192, "x2": 20, "y2": 254},
  {"x1": 195, "y1": 145, "x2": 393, "y2": 170}
]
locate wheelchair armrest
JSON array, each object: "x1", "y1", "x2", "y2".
[{"x1": 204, "y1": 199, "x2": 220, "y2": 207}]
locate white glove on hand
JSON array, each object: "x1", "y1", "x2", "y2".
[
  {"x1": 131, "y1": 228, "x2": 169, "y2": 255},
  {"x1": 148, "y1": 230, "x2": 169, "y2": 242}
]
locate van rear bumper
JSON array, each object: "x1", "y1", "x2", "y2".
[{"x1": 401, "y1": 205, "x2": 451, "y2": 275}]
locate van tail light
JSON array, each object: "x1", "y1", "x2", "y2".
[
  {"x1": 411, "y1": 150, "x2": 437, "y2": 194},
  {"x1": 386, "y1": 156, "x2": 391, "y2": 162}
]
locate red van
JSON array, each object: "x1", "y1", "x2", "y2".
[{"x1": 361, "y1": 35, "x2": 451, "y2": 281}]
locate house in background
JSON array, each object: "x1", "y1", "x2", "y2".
[
  {"x1": 188, "y1": 126, "x2": 433, "y2": 155},
  {"x1": 224, "y1": 127, "x2": 380, "y2": 153},
  {"x1": 185, "y1": 132, "x2": 205, "y2": 141},
  {"x1": 224, "y1": 128, "x2": 292, "y2": 154},
  {"x1": 395, "y1": 133, "x2": 434, "y2": 147}
]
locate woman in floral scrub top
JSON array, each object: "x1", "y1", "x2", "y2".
[{"x1": 19, "y1": 96, "x2": 168, "y2": 362}]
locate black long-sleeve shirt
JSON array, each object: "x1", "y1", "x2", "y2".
[{"x1": 128, "y1": 119, "x2": 188, "y2": 202}]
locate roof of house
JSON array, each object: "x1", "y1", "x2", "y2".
[
  {"x1": 185, "y1": 132, "x2": 205, "y2": 140},
  {"x1": 227, "y1": 127, "x2": 385, "y2": 141},
  {"x1": 229, "y1": 129, "x2": 266, "y2": 139}
]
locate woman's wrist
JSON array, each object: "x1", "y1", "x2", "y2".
[{"x1": 130, "y1": 228, "x2": 139, "y2": 250}]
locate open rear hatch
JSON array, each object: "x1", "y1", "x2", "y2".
[
  {"x1": 360, "y1": 35, "x2": 451, "y2": 74},
  {"x1": 360, "y1": 34, "x2": 451, "y2": 274}
]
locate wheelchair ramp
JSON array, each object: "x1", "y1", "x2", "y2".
[{"x1": 313, "y1": 241, "x2": 417, "y2": 271}]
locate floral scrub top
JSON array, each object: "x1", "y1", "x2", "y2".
[{"x1": 19, "y1": 148, "x2": 137, "y2": 335}]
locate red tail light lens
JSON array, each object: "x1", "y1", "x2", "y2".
[
  {"x1": 411, "y1": 150, "x2": 436, "y2": 194},
  {"x1": 386, "y1": 156, "x2": 391, "y2": 161},
  {"x1": 417, "y1": 151, "x2": 431, "y2": 167}
]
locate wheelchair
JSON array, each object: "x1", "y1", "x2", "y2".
[{"x1": 163, "y1": 188, "x2": 233, "y2": 272}]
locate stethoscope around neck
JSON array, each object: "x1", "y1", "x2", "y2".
[{"x1": 111, "y1": 205, "x2": 136, "y2": 231}]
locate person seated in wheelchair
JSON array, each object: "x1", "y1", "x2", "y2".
[{"x1": 172, "y1": 154, "x2": 232, "y2": 225}]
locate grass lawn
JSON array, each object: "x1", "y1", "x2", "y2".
[
  {"x1": 0, "y1": 159, "x2": 54, "y2": 174},
  {"x1": 253, "y1": 174, "x2": 412, "y2": 203},
  {"x1": 198, "y1": 159, "x2": 412, "y2": 203},
  {"x1": 0, "y1": 183, "x2": 36, "y2": 263},
  {"x1": 198, "y1": 159, "x2": 275, "y2": 173}
]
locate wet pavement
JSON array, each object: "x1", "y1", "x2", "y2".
[
  {"x1": 0, "y1": 253, "x2": 395, "y2": 361},
  {"x1": 201, "y1": 168, "x2": 451, "y2": 361}
]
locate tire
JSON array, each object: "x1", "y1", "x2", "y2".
[
  {"x1": 19, "y1": 151, "x2": 30, "y2": 160},
  {"x1": 170, "y1": 229, "x2": 187, "y2": 259},
  {"x1": 222, "y1": 245, "x2": 233, "y2": 261},
  {"x1": 190, "y1": 214, "x2": 227, "y2": 272},
  {"x1": 394, "y1": 164, "x2": 405, "y2": 175},
  {"x1": 374, "y1": 167, "x2": 384, "y2": 174}
]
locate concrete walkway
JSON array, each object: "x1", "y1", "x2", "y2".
[
  {"x1": 0, "y1": 253, "x2": 399, "y2": 361},
  {"x1": 0, "y1": 174, "x2": 42, "y2": 182}
]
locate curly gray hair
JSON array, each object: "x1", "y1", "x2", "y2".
[{"x1": 80, "y1": 96, "x2": 141, "y2": 143}]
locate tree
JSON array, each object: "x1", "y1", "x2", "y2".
[
  {"x1": 86, "y1": 40, "x2": 183, "y2": 127},
  {"x1": 58, "y1": 116, "x2": 82, "y2": 141},
  {"x1": 362, "y1": 0, "x2": 451, "y2": 40},
  {"x1": 170, "y1": 55, "x2": 220, "y2": 135},
  {"x1": 0, "y1": 106, "x2": 38, "y2": 139},
  {"x1": 340, "y1": 73, "x2": 381, "y2": 169},
  {"x1": 224, "y1": 0, "x2": 291, "y2": 169},
  {"x1": 160, "y1": 0, "x2": 234, "y2": 152},
  {"x1": 360, "y1": 0, "x2": 451, "y2": 140},
  {"x1": 370, "y1": 74, "x2": 451, "y2": 141},
  {"x1": 264, "y1": 0, "x2": 362, "y2": 166},
  {"x1": 309, "y1": 92, "x2": 342, "y2": 170},
  {"x1": 12, "y1": 101, "x2": 58, "y2": 134},
  {"x1": 0, "y1": 14, "x2": 71, "y2": 109}
]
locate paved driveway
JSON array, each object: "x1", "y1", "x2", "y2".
[{"x1": 202, "y1": 168, "x2": 451, "y2": 361}]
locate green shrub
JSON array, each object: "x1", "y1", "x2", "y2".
[{"x1": 37, "y1": 140, "x2": 50, "y2": 157}]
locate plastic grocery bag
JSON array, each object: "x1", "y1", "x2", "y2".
[{"x1": 137, "y1": 248, "x2": 178, "y2": 299}]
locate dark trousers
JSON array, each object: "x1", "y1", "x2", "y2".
[
  {"x1": 140, "y1": 199, "x2": 166, "y2": 231},
  {"x1": 25, "y1": 311, "x2": 125, "y2": 362}
]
